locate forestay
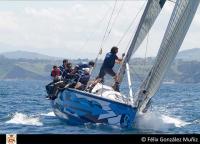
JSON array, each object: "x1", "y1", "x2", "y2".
[
  {"x1": 117, "y1": 0, "x2": 166, "y2": 85},
  {"x1": 136, "y1": 0, "x2": 200, "y2": 112}
]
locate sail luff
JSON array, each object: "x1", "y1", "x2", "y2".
[
  {"x1": 117, "y1": 0, "x2": 166, "y2": 86},
  {"x1": 136, "y1": 0, "x2": 200, "y2": 112}
]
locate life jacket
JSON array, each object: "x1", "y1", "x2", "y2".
[{"x1": 51, "y1": 68, "x2": 61, "y2": 77}]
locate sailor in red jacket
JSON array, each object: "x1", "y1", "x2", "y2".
[{"x1": 51, "y1": 65, "x2": 61, "y2": 82}]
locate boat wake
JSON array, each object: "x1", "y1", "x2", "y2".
[
  {"x1": 134, "y1": 111, "x2": 190, "y2": 132},
  {"x1": 192, "y1": 119, "x2": 200, "y2": 124},
  {"x1": 82, "y1": 111, "x2": 191, "y2": 133},
  {"x1": 6, "y1": 112, "x2": 43, "y2": 126},
  {"x1": 83, "y1": 122, "x2": 123, "y2": 133},
  {"x1": 40, "y1": 111, "x2": 55, "y2": 117}
]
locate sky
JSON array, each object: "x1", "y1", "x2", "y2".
[{"x1": 0, "y1": 0, "x2": 200, "y2": 59}]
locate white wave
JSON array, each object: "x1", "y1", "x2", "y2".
[
  {"x1": 6, "y1": 112, "x2": 43, "y2": 126},
  {"x1": 40, "y1": 112, "x2": 55, "y2": 117},
  {"x1": 161, "y1": 115, "x2": 190, "y2": 127},
  {"x1": 134, "y1": 112, "x2": 190, "y2": 131},
  {"x1": 193, "y1": 119, "x2": 200, "y2": 124}
]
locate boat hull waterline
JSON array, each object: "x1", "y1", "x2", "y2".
[{"x1": 51, "y1": 88, "x2": 137, "y2": 128}]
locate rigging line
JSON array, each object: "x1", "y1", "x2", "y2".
[
  {"x1": 92, "y1": 1, "x2": 118, "y2": 65},
  {"x1": 123, "y1": 30, "x2": 135, "y2": 59},
  {"x1": 80, "y1": 8, "x2": 112, "y2": 50},
  {"x1": 89, "y1": 0, "x2": 118, "y2": 78},
  {"x1": 143, "y1": 32, "x2": 149, "y2": 68},
  {"x1": 116, "y1": 32, "x2": 144, "y2": 85},
  {"x1": 99, "y1": 0, "x2": 118, "y2": 49},
  {"x1": 105, "y1": 0, "x2": 125, "y2": 41},
  {"x1": 115, "y1": 1, "x2": 146, "y2": 76},
  {"x1": 116, "y1": 1, "x2": 146, "y2": 46},
  {"x1": 115, "y1": 28, "x2": 134, "y2": 76}
]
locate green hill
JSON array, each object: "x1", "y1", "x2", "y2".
[
  {"x1": 4, "y1": 65, "x2": 47, "y2": 80},
  {"x1": 0, "y1": 50, "x2": 61, "y2": 60},
  {"x1": 176, "y1": 48, "x2": 200, "y2": 61},
  {"x1": 0, "y1": 50, "x2": 200, "y2": 83}
]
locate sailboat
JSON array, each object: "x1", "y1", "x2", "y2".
[{"x1": 46, "y1": 0, "x2": 199, "y2": 128}]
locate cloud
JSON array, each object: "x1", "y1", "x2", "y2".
[
  {"x1": 24, "y1": 7, "x2": 66, "y2": 22},
  {"x1": 0, "y1": 1, "x2": 199, "y2": 59},
  {"x1": 0, "y1": 11, "x2": 18, "y2": 30},
  {"x1": 192, "y1": 6, "x2": 200, "y2": 27}
]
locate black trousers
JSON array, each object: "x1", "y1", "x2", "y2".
[{"x1": 97, "y1": 67, "x2": 116, "y2": 82}]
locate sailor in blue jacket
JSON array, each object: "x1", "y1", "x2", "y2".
[
  {"x1": 96, "y1": 46, "x2": 124, "y2": 91},
  {"x1": 75, "y1": 68, "x2": 91, "y2": 90},
  {"x1": 76, "y1": 61, "x2": 95, "y2": 74},
  {"x1": 59, "y1": 59, "x2": 68, "y2": 75}
]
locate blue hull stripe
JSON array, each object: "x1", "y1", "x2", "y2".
[{"x1": 66, "y1": 88, "x2": 136, "y2": 109}]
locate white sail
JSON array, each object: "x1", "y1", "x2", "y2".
[
  {"x1": 117, "y1": 0, "x2": 166, "y2": 84},
  {"x1": 136, "y1": 0, "x2": 200, "y2": 112}
]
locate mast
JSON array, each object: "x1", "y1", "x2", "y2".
[
  {"x1": 126, "y1": 63, "x2": 133, "y2": 101},
  {"x1": 136, "y1": 0, "x2": 200, "y2": 112},
  {"x1": 116, "y1": 0, "x2": 166, "y2": 89}
]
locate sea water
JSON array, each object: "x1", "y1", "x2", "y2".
[{"x1": 0, "y1": 80, "x2": 200, "y2": 134}]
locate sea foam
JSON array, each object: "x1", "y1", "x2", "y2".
[
  {"x1": 6, "y1": 112, "x2": 43, "y2": 126},
  {"x1": 40, "y1": 111, "x2": 55, "y2": 117},
  {"x1": 134, "y1": 111, "x2": 190, "y2": 131}
]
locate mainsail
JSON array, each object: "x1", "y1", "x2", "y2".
[
  {"x1": 136, "y1": 0, "x2": 200, "y2": 112},
  {"x1": 117, "y1": 0, "x2": 166, "y2": 86}
]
